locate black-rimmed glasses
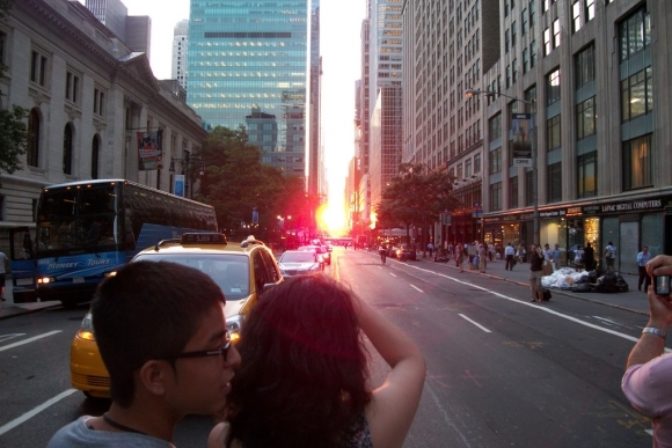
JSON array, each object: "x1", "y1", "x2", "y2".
[{"x1": 164, "y1": 330, "x2": 232, "y2": 360}]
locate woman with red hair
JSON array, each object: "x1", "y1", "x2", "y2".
[{"x1": 209, "y1": 274, "x2": 426, "y2": 448}]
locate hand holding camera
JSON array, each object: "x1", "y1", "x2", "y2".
[{"x1": 645, "y1": 255, "x2": 672, "y2": 330}]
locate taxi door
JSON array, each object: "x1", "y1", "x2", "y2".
[{"x1": 9, "y1": 227, "x2": 37, "y2": 303}]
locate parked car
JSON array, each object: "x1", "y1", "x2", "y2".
[
  {"x1": 298, "y1": 244, "x2": 330, "y2": 265},
  {"x1": 278, "y1": 250, "x2": 323, "y2": 277}
]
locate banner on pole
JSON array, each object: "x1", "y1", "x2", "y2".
[
  {"x1": 511, "y1": 113, "x2": 532, "y2": 168},
  {"x1": 137, "y1": 130, "x2": 163, "y2": 171}
]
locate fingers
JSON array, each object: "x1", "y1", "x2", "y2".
[{"x1": 646, "y1": 255, "x2": 672, "y2": 278}]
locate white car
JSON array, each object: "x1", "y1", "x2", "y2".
[{"x1": 278, "y1": 250, "x2": 323, "y2": 277}]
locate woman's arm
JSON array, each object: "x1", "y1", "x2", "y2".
[{"x1": 355, "y1": 297, "x2": 426, "y2": 448}]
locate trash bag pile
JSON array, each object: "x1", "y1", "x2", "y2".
[{"x1": 541, "y1": 268, "x2": 629, "y2": 293}]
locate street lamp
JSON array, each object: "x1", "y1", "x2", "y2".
[{"x1": 464, "y1": 88, "x2": 539, "y2": 245}]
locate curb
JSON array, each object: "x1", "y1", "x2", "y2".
[
  {"x1": 0, "y1": 301, "x2": 61, "y2": 320},
  {"x1": 406, "y1": 254, "x2": 648, "y2": 317}
]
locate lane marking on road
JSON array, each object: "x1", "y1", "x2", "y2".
[
  {"x1": 0, "y1": 333, "x2": 27, "y2": 344},
  {"x1": 0, "y1": 388, "x2": 77, "y2": 436},
  {"x1": 0, "y1": 330, "x2": 62, "y2": 353},
  {"x1": 389, "y1": 272, "x2": 398, "y2": 278},
  {"x1": 403, "y1": 263, "x2": 671, "y2": 350},
  {"x1": 410, "y1": 284, "x2": 424, "y2": 293},
  {"x1": 458, "y1": 313, "x2": 492, "y2": 333}
]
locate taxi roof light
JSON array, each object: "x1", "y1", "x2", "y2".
[{"x1": 181, "y1": 232, "x2": 228, "y2": 245}]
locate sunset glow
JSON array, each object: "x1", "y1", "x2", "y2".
[{"x1": 316, "y1": 201, "x2": 348, "y2": 236}]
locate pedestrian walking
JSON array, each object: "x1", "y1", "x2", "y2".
[
  {"x1": 636, "y1": 245, "x2": 652, "y2": 292},
  {"x1": 622, "y1": 254, "x2": 672, "y2": 448},
  {"x1": 504, "y1": 242, "x2": 516, "y2": 271},
  {"x1": 583, "y1": 242, "x2": 596, "y2": 271},
  {"x1": 529, "y1": 244, "x2": 545, "y2": 303},
  {"x1": 604, "y1": 241, "x2": 617, "y2": 272},
  {"x1": 552, "y1": 244, "x2": 561, "y2": 269},
  {"x1": 479, "y1": 242, "x2": 488, "y2": 273},
  {"x1": 456, "y1": 243, "x2": 465, "y2": 272},
  {"x1": 427, "y1": 241, "x2": 434, "y2": 258}
]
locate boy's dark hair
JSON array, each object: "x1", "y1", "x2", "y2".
[
  {"x1": 227, "y1": 274, "x2": 371, "y2": 447},
  {"x1": 92, "y1": 260, "x2": 225, "y2": 407}
]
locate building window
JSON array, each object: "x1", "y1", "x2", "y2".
[
  {"x1": 509, "y1": 176, "x2": 519, "y2": 208},
  {"x1": 622, "y1": 134, "x2": 652, "y2": 191},
  {"x1": 621, "y1": 66, "x2": 653, "y2": 122},
  {"x1": 577, "y1": 151, "x2": 597, "y2": 198},
  {"x1": 506, "y1": 64, "x2": 511, "y2": 89},
  {"x1": 585, "y1": 0, "x2": 595, "y2": 22},
  {"x1": 91, "y1": 134, "x2": 100, "y2": 179},
  {"x1": 525, "y1": 170, "x2": 534, "y2": 206},
  {"x1": 489, "y1": 147, "x2": 502, "y2": 175},
  {"x1": 546, "y1": 115, "x2": 561, "y2": 151},
  {"x1": 524, "y1": 85, "x2": 537, "y2": 113},
  {"x1": 547, "y1": 162, "x2": 562, "y2": 203},
  {"x1": 474, "y1": 153, "x2": 481, "y2": 173},
  {"x1": 93, "y1": 88, "x2": 105, "y2": 116},
  {"x1": 543, "y1": 27, "x2": 551, "y2": 55},
  {"x1": 27, "y1": 108, "x2": 40, "y2": 167},
  {"x1": 522, "y1": 48, "x2": 529, "y2": 74},
  {"x1": 65, "y1": 71, "x2": 80, "y2": 103},
  {"x1": 553, "y1": 19, "x2": 561, "y2": 48},
  {"x1": 490, "y1": 182, "x2": 502, "y2": 211},
  {"x1": 530, "y1": 40, "x2": 537, "y2": 68},
  {"x1": 575, "y1": 43, "x2": 595, "y2": 89},
  {"x1": 489, "y1": 113, "x2": 502, "y2": 141},
  {"x1": 619, "y1": 6, "x2": 651, "y2": 62},
  {"x1": 546, "y1": 68, "x2": 560, "y2": 105},
  {"x1": 572, "y1": 1, "x2": 582, "y2": 33},
  {"x1": 30, "y1": 49, "x2": 48, "y2": 86},
  {"x1": 521, "y1": 8, "x2": 528, "y2": 35},
  {"x1": 63, "y1": 123, "x2": 74, "y2": 175},
  {"x1": 511, "y1": 21, "x2": 517, "y2": 48},
  {"x1": 0, "y1": 31, "x2": 6, "y2": 67},
  {"x1": 576, "y1": 97, "x2": 596, "y2": 140}
]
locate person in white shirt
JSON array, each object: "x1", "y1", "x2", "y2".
[{"x1": 504, "y1": 243, "x2": 516, "y2": 271}]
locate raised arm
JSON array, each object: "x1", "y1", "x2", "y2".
[{"x1": 355, "y1": 297, "x2": 426, "y2": 448}]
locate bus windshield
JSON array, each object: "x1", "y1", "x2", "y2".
[{"x1": 37, "y1": 185, "x2": 118, "y2": 256}]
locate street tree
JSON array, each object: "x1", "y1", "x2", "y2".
[{"x1": 376, "y1": 163, "x2": 458, "y2": 243}]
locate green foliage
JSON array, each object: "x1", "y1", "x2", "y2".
[
  {"x1": 193, "y1": 126, "x2": 309, "y2": 237},
  {"x1": 375, "y1": 163, "x2": 459, "y2": 234},
  {"x1": 0, "y1": 106, "x2": 27, "y2": 174}
]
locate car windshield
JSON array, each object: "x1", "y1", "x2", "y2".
[
  {"x1": 133, "y1": 253, "x2": 249, "y2": 300},
  {"x1": 280, "y1": 251, "x2": 317, "y2": 263}
]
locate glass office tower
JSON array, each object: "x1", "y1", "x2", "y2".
[{"x1": 187, "y1": 0, "x2": 309, "y2": 177}]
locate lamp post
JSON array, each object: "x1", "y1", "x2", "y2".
[{"x1": 464, "y1": 88, "x2": 539, "y2": 245}]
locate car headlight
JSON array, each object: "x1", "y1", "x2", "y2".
[
  {"x1": 36, "y1": 276, "x2": 55, "y2": 285},
  {"x1": 226, "y1": 314, "x2": 244, "y2": 344},
  {"x1": 75, "y1": 312, "x2": 95, "y2": 341}
]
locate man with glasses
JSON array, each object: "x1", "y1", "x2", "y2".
[{"x1": 48, "y1": 261, "x2": 240, "y2": 447}]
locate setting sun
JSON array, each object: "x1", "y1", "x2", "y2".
[{"x1": 316, "y1": 201, "x2": 348, "y2": 236}]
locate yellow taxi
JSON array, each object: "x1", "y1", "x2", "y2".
[{"x1": 70, "y1": 233, "x2": 283, "y2": 398}]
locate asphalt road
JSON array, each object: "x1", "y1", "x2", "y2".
[{"x1": 0, "y1": 247, "x2": 655, "y2": 447}]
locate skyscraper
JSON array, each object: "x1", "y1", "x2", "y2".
[
  {"x1": 172, "y1": 19, "x2": 189, "y2": 90},
  {"x1": 187, "y1": 0, "x2": 311, "y2": 178},
  {"x1": 85, "y1": 0, "x2": 150, "y2": 56}
]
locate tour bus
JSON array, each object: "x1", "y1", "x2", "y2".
[{"x1": 34, "y1": 179, "x2": 217, "y2": 307}]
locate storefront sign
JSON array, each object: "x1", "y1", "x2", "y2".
[
  {"x1": 566, "y1": 206, "x2": 582, "y2": 217},
  {"x1": 539, "y1": 210, "x2": 566, "y2": 218},
  {"x1": 601, "y1": 199, "x2": 663, "y2": 213},
  {"x1": 583, "y1": 205, "x2": 600, "y2": 215}
]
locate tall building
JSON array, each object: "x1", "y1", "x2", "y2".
[
  {"x1": 84, "y1": 0, "x2": 151, "y2": 56},
  {"x1": 187, "y1": 0, "x2": 311, "y2": 178},
  {"x1": 172, "y1": 19, "x2": 189, "y2": 90},
  {"x1": 402, "y1": 0, "x2": 500, "y2": 244},
  {"x1": 364, "y1": 0, "x2": 404, "y2": 225},
  {"x1": 308, "y1": 0, "x2": 322, "y2": 195},
  {"x1": 477, "y1": 0, "x2": 672, "y2": 270}
]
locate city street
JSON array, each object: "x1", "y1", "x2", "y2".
[{"x1": 0, "y1": 247, "x2": 660, "y2": 447}]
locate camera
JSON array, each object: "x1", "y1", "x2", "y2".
[{"x1": 654, "y1": 275, "x2": 671, "y2": 296}]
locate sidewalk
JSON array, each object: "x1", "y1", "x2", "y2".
[
  {"x1": 412, "y1": 253, "x2": 649, "y2": 316},
  {"x1": 0, "y1": 300, "x2": 61, "y2": 320}
]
